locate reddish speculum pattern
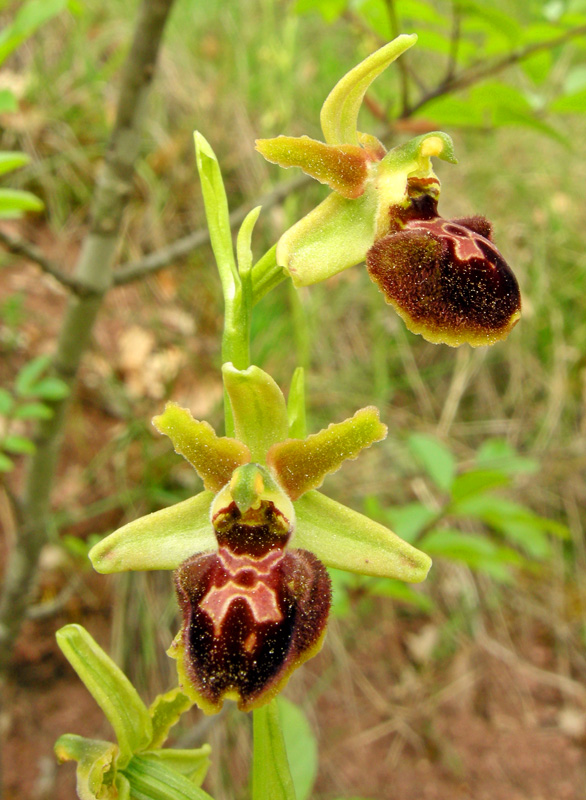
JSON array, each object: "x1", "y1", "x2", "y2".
[
  {"x1": 366, "y1": 191, "x2": 521, "y2": 345},
  {"x1": 174, "y1": 499, "x2": 331, "y2": 712}
]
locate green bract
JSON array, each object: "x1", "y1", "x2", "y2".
[
  {"x1": 54, "y1": 624, "x2": 212, "y2": 800},
  {"x1": 90, "y1": 363, "x2": 430, "y2": 583}
]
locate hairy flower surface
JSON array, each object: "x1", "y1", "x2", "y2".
[
  {"x1": 256, "y1": 35, "x2": 521, "y2": 347},
  {"x1": 90, "y1": 364, "x2": 431, "y2": 713}
]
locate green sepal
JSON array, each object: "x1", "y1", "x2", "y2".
[
  {"x1": 256, "y1": 136, "x2": 369, "y2": 198},
  {"x1": 222, "y1": 363, "x2": 289, "y2": 460},
  {"x1": 153, "y1": 403, "x2": 251, "y2": 492},
  {"x1": 54, "y1": 734, "x2": 119, "y2": 800},
  {"x1": 287, "y1": 367, "x2": 306, "y2": 438},
  {"x1": 277, "y1": 185, "x2": 378, "y2": 286},
  {"x1": 320, "y1": 34, "x2": 417, "y2": 146},
  {"x1": 55, "y1": 625, "x2": 153, "y2": 768},
  {"x1": 0, "y1": 151, "x2": 30, "y2": 176},
  {"x1": 148, "y1": 688, "x2": 193, "y2": 749},
  {"x1": 124, "y1": 754, "x2": 215, "y2": 800},
  {"x1": 89, "y1": 491, "x2": 216, "y2": 573},
  {"x1": 194, "y1": 131, "x2": 238, "y2": 297},
  {"x1": 138, "y1": 747, "x2": 212, "y2": 787},
  {"x1": 294, "y1": 491, "x2": 432, "y2": 581},
  {"x1": 267, "y1": 407, "x2": 387, "y2": 500},
  {"x1": 0, "y1": 187, "x2": 44, "y2": 218},
  {"x1": 252, "y1": 700, "x2": 297, "y2": 800}
]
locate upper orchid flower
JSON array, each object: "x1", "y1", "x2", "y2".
[
  {"x1": 256, "y1": 35, "x2": 521, "y2": 347},
  {"x1": 90, "y1": 364, "x2": 431, "y2": 714}
]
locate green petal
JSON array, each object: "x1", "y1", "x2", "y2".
[
  {"x1": 222, "y1": 363, "x2": 289, "y2": 461},
  {"x1": 277, "y1": 184, "x2": 378, "y2": 287},
  {"x1": 294, "y1": 491, "x2": 432, "y2": 582},
  {"x1": 55, "y1": 734, "x2": 119, "y2": 800},
  {"x1": 153, "y1": 402, "x2": 250, "y2": 491},
  {"x1": 267, "y1": 407, "x2": 387, "y2": 500},
  {"x1": 256, "y1": 136, "x2": 369, "y2": 198},
  {"x1": 89, "y1": 492, "x2": 216, "y2": 573},
  {"x1": 320, "y1": 35, "x2": 417, "y2": 146},
  {"x1": 148, "y1": 688, "x2": 193, "y2": 749},
  {"x1": 56, "y1": 625, "x2": 153, "y2": 767},
  {"x1": 138, "y1": 748, "x2": 212, "y2": 787}
]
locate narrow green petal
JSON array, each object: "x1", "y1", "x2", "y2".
[
  {"x1": 256, "y1": 135, "x2": 369, "y2": 198},
  {"x1": 267, "y1": 407, "x2": 387, "y2": 500},
  {"x1": 55, "y1": 734, "x2": 118, "y2": 800},
  {"x1": 89, "y1": 492, "x2": 216, "y2": 573},
  {"x1": 294, "y1": 491, "x2": 432, "y2": 582},
  {"x1": 320, "y1": 35, "x2": 417, "y2": 146},
  {"x1": 277, "y1": 185, "x2": 378, "y2": 287},
  {"x1": 148, "y1": 688, "x2": 193, "y2": 749},
  {"x1": 153, "y1": 402, "x2": 250, "y2": 491},
  {"x1": 222, "y1": 363, "x2": 289, "y2": 461},
  {"x1": 56, "y1": 625, "x2": 153, "y2": 767}
]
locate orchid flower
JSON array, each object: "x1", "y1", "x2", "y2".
[
  {"x1": 90, "y1": 364, "x2": 431, "y2": 714},
  {"x1": 256, "y1": 35, "x2": 521, "y2": 347}
]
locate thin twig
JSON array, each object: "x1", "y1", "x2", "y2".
[
  {"x1": 404, "y1": 24, "x2": 586, "y2": 118},
  {"x1": 444, "y1": 1, "x2": 461, "y2": 84},
  {"x1": 0, "y1": 229, "x2": 91, "y2": 295}
]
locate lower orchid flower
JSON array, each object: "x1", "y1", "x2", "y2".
[
  {"x1": 90, "y1": 364, "x2": 431, "y2": 714},
  {"x1": 256, "y1": 35, "x2": 521, "y2": 347}
]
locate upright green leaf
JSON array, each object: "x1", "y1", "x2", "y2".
[
  {"x1": 0, "y1": 0, "x2": 68, "y2": 66},
  {"x1": 252, "y1": 700, "x2": 297, "y2": 800},
  {"x1": 124, "y1": 755, "x2": 214, "y2": 800},
  {"x1": 277, "y1": 698, "x2": 318, "y2": 800}
]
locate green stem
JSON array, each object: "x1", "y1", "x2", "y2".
[{"x1": 252, "y1": 700, "x2": 296, "y2": 800}]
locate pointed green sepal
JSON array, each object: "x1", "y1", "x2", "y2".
[
  {"x1": 148, "y1": 688, "x2": 193, "y2": 749},
  {"x1": 222, "y1": 363, "x2": 289, "y2": 460},
  {"x1": 89, "y1": 491, "x2": 216, "y2": 573},
  {"x1": 287, "y1": 367, "x2": 306, "y2": 438},
  {"x1": 267, "y1": 407, "x2": 387, "y2": 500},
  {"x1": 153, "y1": 403, "x2": 250, "y2": 491},
  {"x1": 124, "y1": 754, "x2": 215, "y2": 800},
  {"x1": 256, "y1": 136, "x2": 369, "y2": 198},
  {"x1": 320, "y1": 34, "x2": 417, "y2": 146},
  {"x1": 54, "y1": 734, "x2": 119, "y2": 800},
  {"x1": 138, "y1": 748, "x2": 212, "y2": 788},
  {"x1": 277, "y1": 185, "x2": 378, "y2": 286},
  {"x1": 56, "y1": 625, "x2": 153, "y2": 768},
  {"x1": 294, "y1": 491, "x2": 432, "y2": 581}
]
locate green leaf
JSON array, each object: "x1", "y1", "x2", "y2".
[
  {"x1": 0, "y1": 452, "x2": 14, "y2": 472},
  {"x1": 287, "y1": 367, "x2": 306, "y2": 439},
  {"x1": 0, "y1": 0, "x2": 68, "y2": 66},
  {"x1": 408, "y1": 433, "x2": 455, "y2": 492},
  {"x1": 14, "y1": 401, "x2": 53, "y2": 420},
  {"x1": 194, "y1": 132, "x2": 238, "y2": 297},
  {"x1": 252, "y1": 700, "x2": 297, "y2": 800},
  {"x1": 369, "y1": 578, "x2": 434, "y2": 612},
  {"x1": 475, "y1": 439, "x2": 539, "y2": 475},
  {"x1": 416, "y1": 95, "x2": 486, "y2": 128},
  {"x1": 27, "y1": 376, "x2": 70, "y2": 400},
  {"x1": 89, "y1": 491, "x2": 216, "y2": 573},
  {"x1": 124, "y1": 755, "x2": 215, "y2": 800},
  {"x1": 450, "y1": 470, "x2": 511, "y2": 502},
  {"x1": 550, "y1": 87, "x2": 586, "y2": 113},
  {"x1": 366, "y1": 499, "x2": 436, "y2": 544},
  {"x1": 0, "y1": 151, "x2": 30, "y2": 176},
  {"x1": 222, "y1": 363, "x2": 289, "y2": 460},
  {"x1": 153, "y1": 402, "x2": 250, "y2": 492},
  {"x1": 418, "y1": 529, "x2": 523, "y2": 580},
  {"x1": 138, "y1": 748, "x2": 211, "y2": 788},
  {"x1": 55, "y1": 734, "x2": 119, "y2": 800},
  {"x1": 320, "y1": 35, "x2": 417, "y2": 145},
  {"x1": 56, "y1": 625, "x2": 153, "y2": 767},
  {"x1": 2, "y1": 434, "x2": 35, "y2": 454},
  {"x1": 0, "y1": 188, "x2": 44, "y2": 217},
  {"x1": 0, "y1": 90, "x2": 18, "y2": 113},
  {"x1": 14, "y1": 355, "x2": 51, "y2": 396},
  {"x1": 294, "y1": 0, "x2": 346, "y2": 23},
  {"x1": 0, "y1": 388, "x2": 14, "y2": 415},
  {"x1": 294, "y1": 491, "x2": 432, "y2": 582},
  {"x1": 277, "y1": 698, "x2": 317, "y2": 800},
  {"x1": 267, "y1": 406, "x2": 387, "y2": 500},
  {"x1": 148, "y1": 688, "x2": 193, "y2": 749}
]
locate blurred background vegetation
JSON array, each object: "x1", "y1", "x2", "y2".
[{"x1": 1, "y1": 0, "x2": 586, "y2": 798}]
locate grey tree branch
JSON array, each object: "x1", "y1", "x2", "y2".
[
  {"x1": 0, "y1": 0, "x2": 177, "y2": 673},
  {"x1": 0, "y1": 229, "x2": 89, "y2": 295}
]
